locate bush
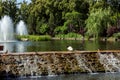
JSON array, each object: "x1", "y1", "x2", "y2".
[
  {"x1": 16, "y1": 35, "x2": 51, "y2": 41},
  {"x1": 55, "y1": 32, "x2": 83, "y2": 38},
  {"x1": 113, "y1": 33, "x2": 120, "y2": 39}
]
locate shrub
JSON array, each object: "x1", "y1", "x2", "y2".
[
  {"x1": 55, "y1": 32, "x2": 83, "y2": 38},
  {"x1": 16, "y1": 35, "x2": 51, "y2": 41},
  {"x1": 113, "y1": 33, "x2": 120, "y2": 39}
]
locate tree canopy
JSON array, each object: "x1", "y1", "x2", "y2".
[{"x1": 0, "y1": 0, "x2": 120, "y2": 38}]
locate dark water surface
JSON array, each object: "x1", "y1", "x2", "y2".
[
  {"x1": 5, "y1": 73, "x2": 120, "y2": 80},
  {"x1": 0, "y1": 40, "x2": 120, "y2": 53}
]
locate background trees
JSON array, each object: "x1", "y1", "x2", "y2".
[
  {"x1": 85, "y1": 8, "x2": 112, "y2": 39},
  {"x1": 0, "y1": 0, "x2": 18, "y2": 23},
  {"x1": 0, "y1": 0, "x2": 120, "y2": 38}
]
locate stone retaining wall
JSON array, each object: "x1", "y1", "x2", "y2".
[{"x1": 0, "y1": 50, "x2": 120, "y2": 77}]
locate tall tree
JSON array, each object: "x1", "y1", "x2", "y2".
[
  {"x1": 18, "y1": 1, "x2": 29, "y2": 23},
  {"x1": 85, "y1": 8, "x2": 112, "y2": 39},
  {"x1": 48, "y1": 13, "x2": 55, "y2": 36},
  {"x1": 0, "y1": 0, "x2": 3, "y2": 17},
  {"x1": 2, "y1": 0, "x2": 18, "y2": 22}
]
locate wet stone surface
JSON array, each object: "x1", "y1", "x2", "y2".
[{"x1": 0, "y1": 51, "x2": 120, "y2": 77}]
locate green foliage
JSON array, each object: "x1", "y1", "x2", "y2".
[
  {"x1": 1, "y1": 0, "x2": 18, "y2": 22},
  {"x1": 18, "y1": 1, "x2": 29, "y2": 23},
  {"x1": 55, "y1": 11, "x2": 83, "y2": 35},
  {"x1": 28, "y1": 35, "x2": 51, "y2": 41},
  {"x1": 36, "y1": 17, "x2": 48, "y2": 35},
  {"x1": 0, "y1": 1, "x2": 3, "y2": 17},
  {"x1": 0, "y1": 0, "x2": 120, "y2": 39},
  {"x1": 85, "y1": 7, "x2": 112, "y2": 39},
  {"x1": 16, "y1": 35, "x2": 51, "y2": 41},
  {"x1": 113, "y1": 33, "x2": 120, "y2": 39},
  {"x1": 54, "y1": 25, "x2": 68, "y2": 34},
  {"x1": 55, "y1": 32, "x2": 83, "y2": 38},
  {"x1": 26, "y1": 0, "x2": 89, "y2": 36},
  {"x1": 48, "y1": 13, "x2": 55, "y2": 36},
  {"x1": 63, "y1": 11, "x2": 84, "y2": 34},
  {"x1": 39, "y1": 23, "x2": 48, "y2": 34},
  {"x1": 65, "y1": 11, "x2": 82, "y2": 20}
]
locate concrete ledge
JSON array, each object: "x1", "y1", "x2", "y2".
[{"x1": 1, "y1": 50, "x2": 120, "y2": 55}]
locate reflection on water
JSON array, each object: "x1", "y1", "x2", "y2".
[
  {"x1": 3, "y1": 42, "x2": 15, "y2": 52},
  {"x1": 0, "y1": 41, "x2": 29, "y2": 53},
  {"x1": 0, "y1": 40, "x2": 120, "y2": 53},
  {"x1": 16, "y1": 42, "x2": 26, "y2": 52},
  {"x1": 6, "y1": 73, "x2": 120, "y2": 80}
]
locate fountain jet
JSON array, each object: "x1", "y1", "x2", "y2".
[
  {"x1": 0, "y1": 15, "x2": 14, "y2": 41},
  {"x1": 16, "y1": 20, "x2": 28, "y2": 36}
]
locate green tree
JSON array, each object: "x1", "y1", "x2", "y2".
[
  {"x1": 27, "y1": 0, "x2": 47, "y2": 35},
  {"x1": 0, "y1": 1, "x2": 3, "y2": 18},
  {"x1": 85, "y1": 8, "x2": 112, "y2": 39},
  {"x1": 2, "y1": 0, "x2": 18, "y2": 22},
  {"x1": 18, "y1": 1, "x2": 29, "y2": 23},
  {"x1": 39, "y1": 23, "x2": 48, "y2": 34},
  {"x1": 48, "y1": 13, "x2": 55, "y2": 36},
  {"x1": 27, "y1": 13, "x2": 36, "y2": 34},
  {"x1": 64, "y1": 11, "x2": 83, "y2": 33}
]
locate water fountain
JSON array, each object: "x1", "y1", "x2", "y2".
[
  {"x1": 0, "y1": 15, "x2": 14, "y2": 41},
  {"x1": 16, "y1": 20, "x2": 28, "y2": 36},
  {"x1": 0, "y1": 15, "x2": 28, "y2": 52},
  {"x1": 0, "y1": 15, "x2": 28, "y2": 42}
]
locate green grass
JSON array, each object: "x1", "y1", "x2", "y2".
[{"x1": 16, "y1": 35, "x2": 52, "y2": 41}]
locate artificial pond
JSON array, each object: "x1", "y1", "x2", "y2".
[
  {"x1": 0, "y1": 15, "x2": 120, "y2": 80},
  {"x1": 1, "y1": 40, "x2": 120, "y2": 53}
]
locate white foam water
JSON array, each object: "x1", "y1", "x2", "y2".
[
  {"x1": 98, "y1": 52, "x2": 120, "y2": 72},
  {"x1": 16, "y1": 20, "x2": 28, "y2": 36},
  {"x1": 0, "y1": 15, "x2": 14, "y2": 41}
]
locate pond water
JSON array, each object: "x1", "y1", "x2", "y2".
[
  {"x1": 0, "y1": 40, "x2": 120, "y2": 53},
  {"x1": 1, "y1": 40, "x2": 120, "y2": 80},
  {"x1": 6, "y1": 72, "x2": 120, "y2": 80}
]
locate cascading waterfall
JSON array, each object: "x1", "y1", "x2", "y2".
[
  {"x1": 47, "y1": 65, "x2": 55, "y2": 76},
  {"x1": 3, "y1": 51, "x2": 120, "y2": 78},
  {"x1": 23, "y1": 57, "x2": 31, "y2": 76},
  {"x1": 75, "y1": 54, "x2": 93, "y2": 73},
  {"x1": 17, "y1": 52, "x2": 120, "y2": 77},
  {"x1": 19, "y1": 56, "x2": 39, "y2": 77},
  {"x1": 0, "y1": 15, "x2": 14, "y2": 41},
  {"x1": 51, "y1": 53, "x2": 64, "y2": 74},
  {"x1": 30, "y1": 55, "x2": 39, "y2": 77},
  {"x1": 98, "y1": 52, "x2": 120, "y2": 72},
  {"x1": 47, "y1": 54, "x2": 56, "y2": 76}
]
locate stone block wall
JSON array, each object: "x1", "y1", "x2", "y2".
[{"x1": 0, "y1": 51, "x2": 120, "y2": 77}]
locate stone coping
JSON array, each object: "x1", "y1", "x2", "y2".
[{"x1": 1, "y1": 50, "x2": 120, "y2": 56}]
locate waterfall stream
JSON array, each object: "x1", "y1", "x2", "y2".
[
  {"x1": 2, "y1": 51, "x2": 120, "y2": 78},
  {"x1": 98, "y1": 52, "x2": 120, "y2": 72},
  {"x1": 75, "y1": 54, "x2": 93, "y2": 73}
]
